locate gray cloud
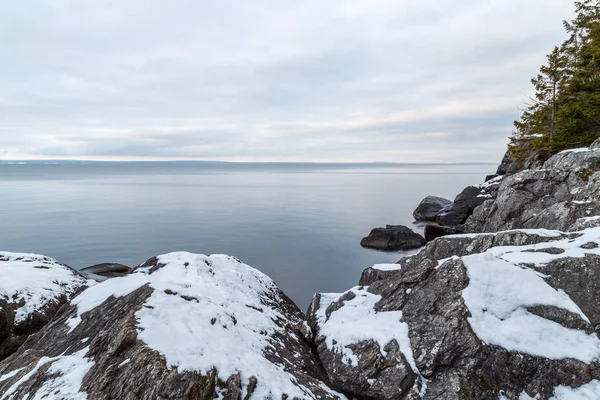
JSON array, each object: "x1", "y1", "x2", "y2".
[{"x1": 0, "y1": 0, "x2": 574, "y2": 162}]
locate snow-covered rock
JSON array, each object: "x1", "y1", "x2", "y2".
[
  {"x1": 309, "y1": 227, "x2": 600, "y2": 400},
  {"x1": 0, "y1": 252, "x2": 87, "y2": 361},
  {"x1": 0, "y1": 252, "x2": 344, "y2": 400}
]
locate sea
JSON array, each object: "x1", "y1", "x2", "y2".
[{"x1": 0, "y1": 162, "x2": 495, "y2": 308}]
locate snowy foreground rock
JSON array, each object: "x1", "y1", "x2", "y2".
[
  {"x1": 0, "y1": 252, "x2": 87, "y2": 361},
  {"x1": 309, "y1": 227, "x2": 600, "y2": 400},
  {"x1": 0, "y1": 253, "x2": 344, "y2": 400}
]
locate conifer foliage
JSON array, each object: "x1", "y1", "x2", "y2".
[{"x1": 512, "y1": 0, "x2": 600, "y2": 158}]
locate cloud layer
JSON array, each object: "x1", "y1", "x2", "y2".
[{"x1": 0, "y1": 0, "x2": 574, "y2": 162}]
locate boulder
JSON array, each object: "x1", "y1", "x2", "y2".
[
  {"x1": 0, "y1": 252, "x2": 87, "y2": 361},
  {"x1": 309, "y1": 227, "x2": 600, "y2": 399},
  {"x1": 412, "y1": 196, "x2": 453, "y2": 222},
  {"x1": 359, "y1": 263, "x2": 402, "y2": 286},
  {"x1": 79, "y1": 263, "x2": 132, "y2": 282},
  {"x1": 361, "y1": 225, "x2": 425, "y2": 251},
  {"x1": 0, "y1": 252, "x2": 344, "y2": 400}
]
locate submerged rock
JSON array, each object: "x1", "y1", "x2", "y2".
[
  {"x1": 361, "y1": 225, "x2": 425, "y2": 251},
  {"x1": 0, "y1": 252, "x2": 87, "y2": 362},
  {"x1": 310, "y1": 227, "x2": 600, "y2": 400},
  {"x1": 413, "y1": 196, "x2": 452, "y2": 222},
  {"x1": 0, "y1": 252, "x2": 344, "y2": 400}
]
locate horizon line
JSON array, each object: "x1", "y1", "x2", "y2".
[{"x1": 0, "y1": 159, "x2": 497, "y2": 166}]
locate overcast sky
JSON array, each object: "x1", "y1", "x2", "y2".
[{"x1": 0, "y1": 1, "x2": 574, "y2": 163}]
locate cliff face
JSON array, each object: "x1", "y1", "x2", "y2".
[
  {"x1": 465, "y1": 148, "x2": 600, "y2": 233},
  {"x1": 0, "y1": 145, "x2": 599, "y2": 400}
]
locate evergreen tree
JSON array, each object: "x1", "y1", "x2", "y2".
[{"x1": 512, "y1": 0, "x2": 600, "y2": 158}]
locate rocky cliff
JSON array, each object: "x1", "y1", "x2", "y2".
[{"x1": 0, "y1": 144, "x2": 599, "y2": 399}]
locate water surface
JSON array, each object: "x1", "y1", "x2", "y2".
[{"x1": 0, "y1": 162, "x2": 494, "y2": 307}]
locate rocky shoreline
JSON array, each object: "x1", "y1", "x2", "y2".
[{"x1": 1, "y1": 144, "x2": 599, "y2": 399}]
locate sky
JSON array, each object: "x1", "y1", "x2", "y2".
[{"x1": 0, "y1": 0, "x2": 575, "y2": 163}]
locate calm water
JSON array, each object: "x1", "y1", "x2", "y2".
[{"x1": 0, "y1": 163, "x2": 494, "y2": 308}]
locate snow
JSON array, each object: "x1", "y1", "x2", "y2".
[
  {"x1": 462, "y1": 249, "x2": 600, "y2": 362},
  {"x1": 118, "y1": 359, "x2": 130, "y2": 368},
  {"x1": 559, "y1": 147, "x2": 593, "y2": 154},
  {"x1": 0, "y1": 252, "x2": 86, "y2": 324},
  {"x1": 65, "y1": 252, "x2": 345, "y2": 400},
  {"x1": 0, "y1": 348, "x2": 93, "y2": 400},
  {"x1": 480, "y1": 175, "x2": 504, "y2": 189},
  {"x1": 313, "y1": 287, "x2": 426, "y2": 384},
  {"x1": 371, "y1": 263, "x2": 401, "y2": 271},
  {"x1": 551, "y1": 380, "x2": 600, "y2": 399},
  {"x1": 31, "y1": 348, "x2": 94, "y2": 400},
  {"x1": 0, "y1": 369, "x2": 24, "y2": 383}
]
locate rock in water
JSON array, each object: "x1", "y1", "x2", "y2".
[
  {"x1": 590, "y1": 137, "x2": 600, "y2": 150},
  {"x1": 412, "y1": 196, "x2": 453, "y2": 222},
  {"x1": 309, "y1": 227, "x2": 600, "y2": 400},
  {"x1": 0, "y1": 252, "x2": 87, "y2": 361},
  {"x1": 0, "y1": 252, "x2": 344, "y2": 400},
  {"x1": 79, "y1": 263, "x2": 132, "y2": 282},
  {"x1": 361, "y1": 225, "x2": 425, "y2": 251}
]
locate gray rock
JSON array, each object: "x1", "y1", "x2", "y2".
[
  {"x1": 591, "y1": 137, "x2": 600, "y2": 150},
  {"x1": 413, "y1": 196, "x2": 453, "y2": 222},
  {"x1": 359, "y1": 265, "x2": 401, "y2": 286},
  {"x1": 0, "y1": 253, "x2": 343, "y2": 400},
  {"x1": 464, "y1": 150, "x2": 600, "y2": 233},
  {"x1": 314, "y1": 228, "x2": 600, "y2": 399},
  {"x1": 0, "y1": 253, "x2": 86, "y2": 362},
  {"x1": 361, "y1": 225, "x2": 425, "y2": 251}
]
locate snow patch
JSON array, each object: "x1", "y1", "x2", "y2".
[
  {"x1": 371, "y1": 263, "x2": 401, "y2": 271},
  {"x1": 312, "y1": 285, "x2": 426, "y2": 395},
  {"x1": 0, "y1": 347, "x2": 93, "y2": 400},
  {"x1": 551, "y1": 380, "x2": 600, "y2": 399},
  {"x1": 462, "y1": 251, "x2": 600, "y2": 362},
  {"x1": 0, "y1": 252, "x2": 86, "y2": 324}
]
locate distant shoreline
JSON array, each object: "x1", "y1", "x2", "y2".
[{"x1": 0, "y1": 160, "x2": 497, "y2": 166}]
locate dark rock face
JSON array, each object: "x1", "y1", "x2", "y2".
[
  {"x1": 0, "y1": 252, "x2": 86, "y2": 362},
  {"x1": 361, "y1": 225, "x2": 425, "y2": 251},
  {"x1": 310, "y1": 229, "x2": 600, "y2": 399},
  {"x1": 495, "y1": 148, "x2": 545, "y2": 176},
  {"x1": 436, "y1": 186, "x2": 488, "y2": 226},
  {"x1": 423, "y1": 224, "x2": 460, "y2": 242},
  {"x1": 0, "y1": 253, "x2": 343, "y2": 400},
  {"x1": 413, "y1": 196, "x2": 453, "y2": 222},
  {"x1": 79, "y1": 263, "x2": 132, "y2": 282}
]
